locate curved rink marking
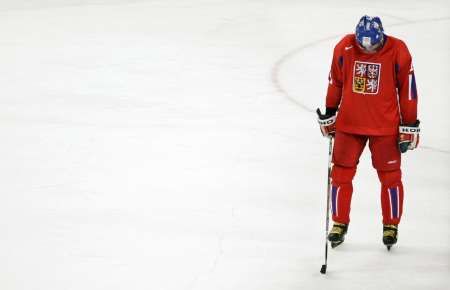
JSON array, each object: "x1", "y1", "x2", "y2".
[{"x1": 272, "y1": 16, "x2": 450, "y2": 154}]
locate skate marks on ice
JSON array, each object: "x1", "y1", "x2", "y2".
[
  {"x1": 271, "y1": 34, "x2": 338, "y2": 113},
  {"x1": 0, "y1": 0, "x2": 152, "y2": 12},
  {"x1": 271, "y1": 16, "x2": 450, "y2": 155},
  {"x1": 314, "y1": 236, "x2": 448, "y2": 290}
]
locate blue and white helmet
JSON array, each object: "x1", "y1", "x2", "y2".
[{"x1": 355, "y1": 15, "x2": 384, "y2": 51}]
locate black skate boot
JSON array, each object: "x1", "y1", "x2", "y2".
[
  {"x1": 328, "y1": 222, "x2": 348, "y2": 248},
  {"x1": 383, "y1": 224, "x2": 398, "y2": 250}
]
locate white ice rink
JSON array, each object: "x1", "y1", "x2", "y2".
[{"x1": 0, "y1": 0, "x2": 449, "y2": 289}]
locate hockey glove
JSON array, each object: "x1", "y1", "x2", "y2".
[
  {"x1": 398, "y1": 120, "x2": 420, "y2": 153},
  {"x1": 316, "y1": 108, "x2": 337, "y2": 138}
]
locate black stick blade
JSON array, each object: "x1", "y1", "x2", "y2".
[{"x1": 320, "y1": 264, "x2": 327, "y2": 274}]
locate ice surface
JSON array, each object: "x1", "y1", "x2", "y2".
[{"x1": 0, "y1": 0, "x2": 448, "y2": 289}]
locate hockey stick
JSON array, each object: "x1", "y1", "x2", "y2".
[{"x1": 320, "y1": 136, "x2": 334, "y2": 274}]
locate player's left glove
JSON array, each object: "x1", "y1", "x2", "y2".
[
  {"x1": 398, "y1": 120, "x2": 420, "y2": 153},
  {"x1": 316, "y1": 108, "x2": 337, "y2": 138}
]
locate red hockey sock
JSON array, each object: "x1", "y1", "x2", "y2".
[
  {"x1": 378, "y1": 170, "x2": 404, "y2": 225},
  {"x1": 330, "y1": 165, "x2": 356, "y2": 224},
  {"x1": 330, "y1": 183, "x2": 353, "y2": 224}
]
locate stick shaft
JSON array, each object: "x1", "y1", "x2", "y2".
[{"x1": 322, "y1": 137, "x2": 334, "y2": 269}]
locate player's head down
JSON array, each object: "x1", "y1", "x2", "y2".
[{"x1": 355, "y1": 15, "x2": 384, "y2": 53}]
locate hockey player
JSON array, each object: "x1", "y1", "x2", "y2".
[{"x1": 317, "y1": 15, "x2": 420, "y2": 249}]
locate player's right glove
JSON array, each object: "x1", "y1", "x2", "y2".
[
  {"x1": 316, "y1": 108, "x2": 337, "y2": 138},
  {"x1": 398, "y1": 120, "x2": 420, "y2": 153}
]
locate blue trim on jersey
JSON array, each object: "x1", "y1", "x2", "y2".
[{"x1": 411, "y1": 72, "x2": 418, "y2": 100}]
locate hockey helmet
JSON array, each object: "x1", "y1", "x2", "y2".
[{"x1": 355, "y1": 15, "x2": 384, "y2": 52}]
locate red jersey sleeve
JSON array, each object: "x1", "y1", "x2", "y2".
[
  {"x1": 325, "y1": 40, "x2": 345, "y2": 109},
  {"x1": 395, "y1": 41, "x2": 418, "y2": 125}
]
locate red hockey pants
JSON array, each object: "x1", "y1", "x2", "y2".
[{"x1": 330, "y1": 131, "x2": 404, "y2": 225}]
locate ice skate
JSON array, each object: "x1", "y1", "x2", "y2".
[
  {"x1": 328, "y1": 222, "x2": 348, "y2": 248},
  {"x1": 383, "y1": 224, "x2": 398, "y2": 250}
]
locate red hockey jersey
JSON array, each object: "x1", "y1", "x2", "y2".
[{"x1": 326, "y1": 34, "x2": 418, "y2": 136}]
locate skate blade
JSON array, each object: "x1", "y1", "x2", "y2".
[
  {"x1": 385, "y1": 244, "x2": 396, "y2": 251},
  {"x1": 383, "y1": 241, "x2": 396, "y2": 250},
  {"x1": 331, "y1": 241, "x2": 343, "y2": 248}
]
